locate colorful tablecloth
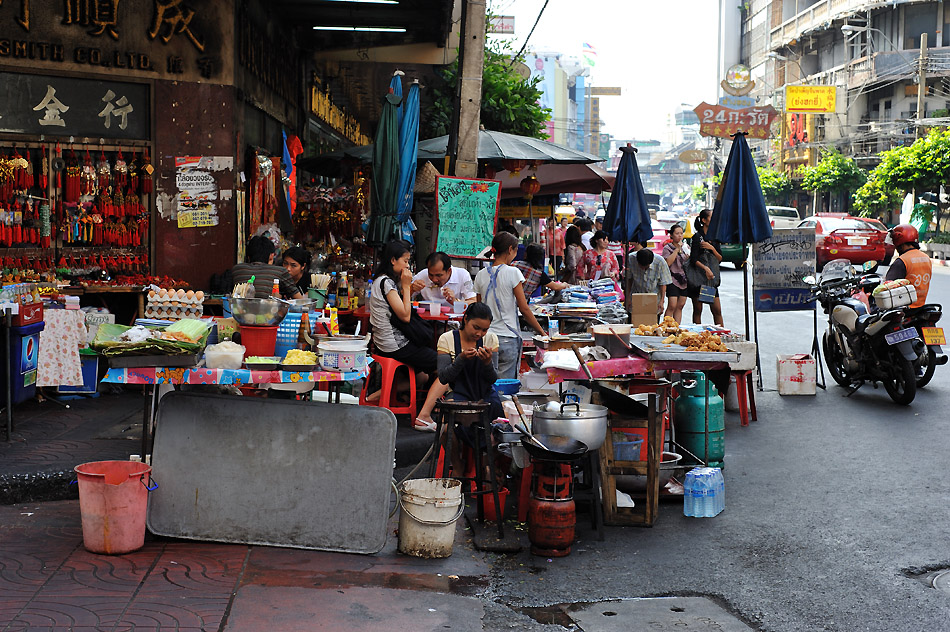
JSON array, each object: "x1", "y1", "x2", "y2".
[
  {"x1": 535, "y1": 349, "x2": 727, "y2": 384},
  {"x1": 37, "y1": 309, "x2": 86, "y2": 387},
  {"x1": 101, "y1": 366, "x2": 369, "y2": 386}
]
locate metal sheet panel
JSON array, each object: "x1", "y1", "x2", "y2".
[{"x1": 147, "y1": 392, "x2": 396, "y2": 554}]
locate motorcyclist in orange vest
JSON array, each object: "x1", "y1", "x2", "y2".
[{"x1": 884, "y1": 224, "x2": 932, "y2": 308}]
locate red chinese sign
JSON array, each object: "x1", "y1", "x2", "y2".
[{"x1": 693, "y1": 102, "x2": 779, "y2": 140}]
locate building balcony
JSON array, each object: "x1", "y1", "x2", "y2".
[
  {"x1": 770, "y1": 0, "x2": 876, "y2": 50},
  {"x1": 846, "y1": 48, "x2": 950, "y2": 89}
]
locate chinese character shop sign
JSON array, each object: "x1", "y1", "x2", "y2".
[
  {"x1": 693, "y1": 102, "x2": 779, "y2": 140},
  {"x1": 0, "y1": 72, "x2": 148, "y2": 139}
]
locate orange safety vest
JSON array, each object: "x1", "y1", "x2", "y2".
[{"x1": 899, "y1": 248, "x2": 932, "y2": 308}]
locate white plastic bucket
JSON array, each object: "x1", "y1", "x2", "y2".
[
  {"x1": 397, "y1": 478, "x2": 463, "y2": 558},
  {"x1": 317, "y1": 339, "x2": 368, "y2": 372}
]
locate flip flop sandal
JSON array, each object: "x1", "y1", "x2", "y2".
[{"x1": 412, "y1": 418, "x2": 436, "y2": 432}]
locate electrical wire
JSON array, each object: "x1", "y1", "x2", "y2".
[{"x1": 508, "y1": 0, "x2": 550, "y2": 69}]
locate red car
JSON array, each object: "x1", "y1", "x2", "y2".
[
  {"x1": 846, "y1": 216, "x2": 895, "y2": 264},
  {"x1": 797, "y1": 216, "x2": 887, "y2": 271}
]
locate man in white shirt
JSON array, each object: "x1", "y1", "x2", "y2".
[
  {"x1": 410, "y1": 252, "x2": 477, "y2": 305},
  {"x1": 578, "y1": 218, "x2": 595, "y2": 250}
]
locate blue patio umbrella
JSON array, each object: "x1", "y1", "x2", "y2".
[
  {"x1": 707, "y1": 133, "x2": 772, "y2": 244},
  {"x1": 603, "y1": 145, "x2": 653, "y2": 246},
  {"x1": 394, "y1": 80, "x2": 420, "y2": 243}
]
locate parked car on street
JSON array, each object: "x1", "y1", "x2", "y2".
[
  {"x1": 797, "y1": 215, "x2": 887, "y2": 271},
  {"x1": 767, "y1": 206, "x2": 801, "y2": 229},
  {"x1": 846, "y1": 216, "x2": 894, "y2": 264}
]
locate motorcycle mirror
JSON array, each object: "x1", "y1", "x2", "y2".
[
  {"x1": 802, "y1": 275, "x2": 817, "y2": 284},
  {"x1": 862, "y1": 261, "x2": 877, "y2": 271}
]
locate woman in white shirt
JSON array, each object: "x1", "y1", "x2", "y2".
[{"x1": 474, "y1": 232, "x2": 546, "y2": 379}]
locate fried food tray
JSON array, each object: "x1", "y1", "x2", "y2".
[{"x1": 630, "y1": 335, "x2": 739, "y2": 363}]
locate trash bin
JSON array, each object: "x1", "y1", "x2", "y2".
[
  {"x1": 0, "y1": 320, "x2": 44, "y2": 407},
  {"x1": 74, "y1": 460, "x2": 156, "y2": 554}
]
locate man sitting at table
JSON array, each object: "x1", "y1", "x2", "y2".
[
  {"x1": 231, "y1": 236, "x2": 303, "y2": 300},
  {"x1": 410, "y1": 252, "x2": 476, "y2": 305}
]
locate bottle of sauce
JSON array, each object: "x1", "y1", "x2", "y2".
[
  {"x1": 271, "y1": 278, "x2": 280, "y2": 297},
  {"x1": 327, "y1": 272, "x2": 338, "y2": 308},
  {"x1": 338, "y1": 272, "x2": 349, "y2": 310}
]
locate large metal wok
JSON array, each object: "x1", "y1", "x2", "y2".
[{"x1": 520, "y1": 434, "x2": 588, "y2": 462}]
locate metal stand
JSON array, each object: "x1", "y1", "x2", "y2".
[
  {"x1": 811, "y1": 306, "x2": 826, "y2": 389},
  {"x1": 4, "y1": 309, "x2": 11, "y2": 441}
]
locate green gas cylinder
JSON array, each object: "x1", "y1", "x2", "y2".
[{"x1": 674, "y1": 371, "x2": 725, "y2": 467}]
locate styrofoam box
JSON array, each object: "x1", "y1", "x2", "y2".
[
  {"x1": 776, "y1": 354, "x2": 817, "y2": 395},
  {"x1": 727, "y1": 341, "x2": 758, "y2": 371},
  {"x1": 875, "y1": 285, "x2": 917, "y2": 309}
]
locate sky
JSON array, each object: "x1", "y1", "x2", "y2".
[{"x1": 488, "y1": 0, "x2": 721, "y2": 141}]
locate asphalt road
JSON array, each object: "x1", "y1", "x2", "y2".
[{"x1": 488, "y1": 262, "x2": 950, "y2": 632}]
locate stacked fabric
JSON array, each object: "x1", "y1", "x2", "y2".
[{"x1": 588, "y1": 278, "x2": 621, "y2": 304}]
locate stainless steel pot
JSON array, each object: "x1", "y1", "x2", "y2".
[{"x1": 531, "y1": 402, "x2": 608, "y2": 450}]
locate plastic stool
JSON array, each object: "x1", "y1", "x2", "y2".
[
  {"x1": 732, "y1": 369, "x2": 757, "y2": 426},
  {"x1": 358, "y1": 355, "x2": 417, "y2": 419}
]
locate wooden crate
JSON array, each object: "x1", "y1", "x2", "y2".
[{"x1": 597, "y1": 378, "x2": 670, "y2": 527}]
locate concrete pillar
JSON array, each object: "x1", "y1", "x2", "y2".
[{"x1": 454, "y1": 0, "x2": 486, "y2": 178}]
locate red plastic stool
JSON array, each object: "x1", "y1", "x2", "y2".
[
  {"x1": 732, "y1": 370, "x2": 757, "y2": 426},
  {"x1": 359, "y1": 356, "x2": 417, "y2": 419}
]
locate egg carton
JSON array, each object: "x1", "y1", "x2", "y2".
[
  {"x1": 145, "y1": 306, "x2": 203, "y2": 321},
  {"x1": 147, "y1": 289, "x2": 206, "y2": 306}
]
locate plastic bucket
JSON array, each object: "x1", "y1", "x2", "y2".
[
  {"x1": 479, "y1": 486, "x2": 509, "y2": 522},
  {"x1": 398, "y1": 478, "x2": 463, "y2": 558},
  {"x1": 613, "y1": 437, "x2": 644, "y2": 461},
  {"x1": 74, "y1": 460, "x2": 156, "y2": 554},
  {"x1": 239, "y1": 325, "x2": 278, "y2": 358}
]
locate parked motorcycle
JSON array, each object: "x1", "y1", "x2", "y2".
[
  {"x1": 804, "y1": 259, "x2": 919, "y2": 405},
  {"x1": 899, "y1": 305, "x2": 947, "y2": 388}
]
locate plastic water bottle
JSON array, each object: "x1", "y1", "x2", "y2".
[
  {"x1": 683, "y1": 472, "x2": 695, "y2": 517},
  {"x1": 713, "y1": 468, "x2": 725, "y2": 515},
  {"x1": 698, "y1": 470, "x2": 710, "y2": 517}
]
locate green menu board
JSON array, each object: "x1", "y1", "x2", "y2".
[{"x1": 434, "y1": 176, "x2": 500, "y2": 258}]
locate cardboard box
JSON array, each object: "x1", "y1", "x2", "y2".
[
  {"x1": 776, "y1": 354, "x2": 817, "y2": 395},
  {"x1": 628, "y1": 293, "x2": 659, "y2": 327}
]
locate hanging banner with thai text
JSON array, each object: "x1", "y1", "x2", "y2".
[
  {"x1": 785, "y1": 86, "x2": 837, "y2": 113},
  {"x1": 0, "y1": 72, "x2": 149, "y2": 139},
  {"x1": 694, "y1": 102, "x2": 779, "y2": 140},
  {"x1": 435, "y1": 176, "x2": 500, "y2": 258},
  {"x1": 752, "y1": 228, "x2": 817, "y2": 312}
]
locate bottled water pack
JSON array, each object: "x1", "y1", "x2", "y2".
[{"x1": 683, "y1": 467, "x2": 724, "y2": 518}]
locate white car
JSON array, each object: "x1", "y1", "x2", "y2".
[{"x1": 767, "y1": 206, "x2": 801, "y2": 229}]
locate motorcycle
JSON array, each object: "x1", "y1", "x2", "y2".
[
  {"x1": 900, "y1": 304, "x2": 947, "y2": 388},
  {"x1": 804, "y1": 259, "x2": 919, "y2": 405}
]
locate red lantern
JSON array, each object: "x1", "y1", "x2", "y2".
[
  {"x1": 502, "y1": 158, "x2": 528, "y2": 175},
  {"x1": 520, "y1": 175, "x2": 541, "y2": 199}
]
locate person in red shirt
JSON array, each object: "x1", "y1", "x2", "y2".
[{"x1": 885, "y1": 224, "x2": 932, "y2": 308}]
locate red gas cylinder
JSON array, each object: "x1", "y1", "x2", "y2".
[{"x1": 528, "y1": 497, "x2": 576, "y2": 557}]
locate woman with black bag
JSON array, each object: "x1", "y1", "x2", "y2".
[
  {"x1": 368, "y1": 240, "x2": 438, "y2": 381},
  {"x1": 686, "y1": 210, "x2": 724, "y2": 326}
]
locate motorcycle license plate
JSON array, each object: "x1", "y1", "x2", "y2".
[
  {"x1": 847, "y1": 237, "x2": 867, "y2": 245},
  {"x1": 922, "y1": 327, "x2": 946, "y2": 345},
  {"x1": 885, "y1": 327, "x2": 919, "y2": 345}
]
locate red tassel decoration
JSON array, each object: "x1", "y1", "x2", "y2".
[
  {"x1": 114, "y1": 149, "x2": 127, "y2": 189},
  {"x1": 64, "y1": 150, "x2": 81, "y2": 203},
  {"x1": 24, "y1": 150, "x2": 34, "y2": 189},
  {"x1": 129, "y1": 152, "x2": 139, "y2": 193},
  {"x1": 39, "y1": 145, "x2": 48, "y2": 190},
  {"x1": 81, "y1": 150, "x2": 96, "y2": 196},
  {"x1": 54, "y1": 144, "x2": 62, "y2": 191},
  {"x1": 98, "y1": 151, "x2": 110, "y2": 193}
]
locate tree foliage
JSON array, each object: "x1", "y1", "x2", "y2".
[
  {"x1": 852, "y1": 172, "x2": 901, "y2": 218},
  {"x1": 798, "y1": 149, "x2": 867, "y2": 193},
  {"x1": 756, "y1": 166, "x2": 792, "y2": 204},
  {"x1": 690, "y1": 182, "x2": 706, "y2": 201},
  {"x1": 422, "y1": 39, "x2": 551, "y2": 140}
]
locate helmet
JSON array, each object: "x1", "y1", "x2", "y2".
[{"x1": 889, "y1": 223, "x2": 918, "y2": 247}]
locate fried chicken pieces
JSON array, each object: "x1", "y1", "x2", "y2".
[
  {"x1": 633, "y1": 316, "x2": 682, "y2": 337},
  {"x1": 662, "y1": 330, "x2": 728, "y2": 352}
]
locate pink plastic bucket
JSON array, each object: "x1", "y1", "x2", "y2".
[{"x1": 74, "y1": 460, "x2": 156, "y2": 554}]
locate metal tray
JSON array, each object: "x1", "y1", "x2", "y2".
[
  {"x1": 280, "y1": 363, "x2": 317, "y2": 372},
  {"x1": 630, "y1": 335, "x2": 739, "y2": 363},
  {"x1": 108, "y1": 353, "x2": 200, "y2": 368},
  {"x1": 243, "y1": 360, "x2": 280, "y2": 370}
]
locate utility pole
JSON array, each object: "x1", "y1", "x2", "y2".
[
  {"x1": 451, "y1": 0, "x2": 486, "y2": 178},
  {"x1": 916, "y1": 32, "x2": 928, "y2": 139}
]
